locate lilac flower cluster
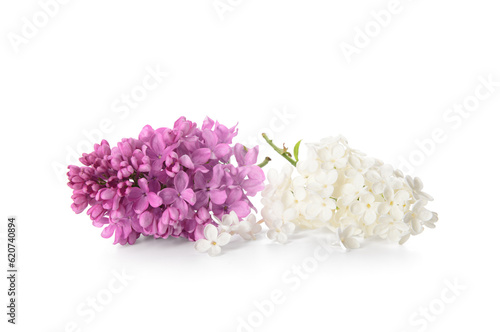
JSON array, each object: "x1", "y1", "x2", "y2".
[{"x1": 67, "y1": 117, "x2": 265, "y2": 245}]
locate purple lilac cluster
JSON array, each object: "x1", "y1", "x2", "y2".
[{"x1": 67, "y1": 116, "x2": 265, "y2": 245}]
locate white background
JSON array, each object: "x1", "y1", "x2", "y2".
[{"x1": 1, "y1": 1, "x2": 499, "y2": 331}]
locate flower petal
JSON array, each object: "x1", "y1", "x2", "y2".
[
  {"x1": 209, "y1": 189, "x2": 227, "y2": 205},
  {"x1": 350, "y1": 202, "x2": 364, "y2": 215},
  {"x1": 101, "y1": 225, "x2": 115, "y2": 238},
  {"x1": 100, "y1": 189, "x2": 115, "y2": 200},
  {"x1": 138, "y1": 178, "x2": 149, "y2": 193},
  {"x1": 364, "y1": 211, "x2": 377, "y2": 225},
  {"x1": 174, "y1": 171, "x2": 189, "y2": 192},
  {"x1": 208, "y1": 245, "x2": 221, "y2": 256},
  {"x1": 217, "y1": 232, "x2": 231, "y2": 246},
  {"x1": 192, "y1": 148, "x2": 211, "y2": 164},
  {"x1": 343, "y1": 237, "x2": 360, "y2": 249},
  {"x1": 139, "y1": 125, "x2": 154, "y2": 142},
  {"x1": 202, "y1": 130, "x2": 217, "y2": 147},
  {"x1": 282, "y1": 222, "x2": 295, "y2": 234},
  {"x1": 213, "y1": 143, "x2": 231, "y2": 159},
  {"x1": 179, "y1": 155, "x2": 194, "y2": 169},
  {"x1": 128, "y1": 187, "x2": 143, "y2": 201},
  {"x1": 194, "y1": 239, "x2": 211, "y2": 252},
  {"x1": 133, "y1": 196, "x2": 149, "y2": 214},
  {"x1": 277, "y1": 232, "x2": 288, "y2": 244},
  {"x1": 181, "y1": 188, "x2": 196, "y2": 205},
  {"x1": 228, "y1": 201, "x2": 250, "y2": 218},
  {"x1": 203, "y1": 224, "x2": 218, "y2": 241},
  {"x1": 151, "y1": 133, "x2": 165, "y2": 154},
  {"x1": 139, "y1": 211, "x2": 153, "y2": 228},
  {"x1": 158, "y1": 188, "x2": 177, "y2": 205}
]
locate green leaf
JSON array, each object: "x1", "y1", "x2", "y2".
[{"x1": 293, "y1": 140, "x2": 302, "y2": 162}]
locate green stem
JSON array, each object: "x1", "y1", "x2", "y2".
[
  {"x1": 257, "y1": 156, "x2": 271, "y2": 168},
  {"x1": 262, "y1": 133, "x2": 297, "y2": 167}
]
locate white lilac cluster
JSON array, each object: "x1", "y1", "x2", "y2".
[
  {"x1": 261, "y1": 136, "x2": 438, "y2": 250},
  {"x1": 194, "y1": 211, "x2": 262, "y2": 256}
]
